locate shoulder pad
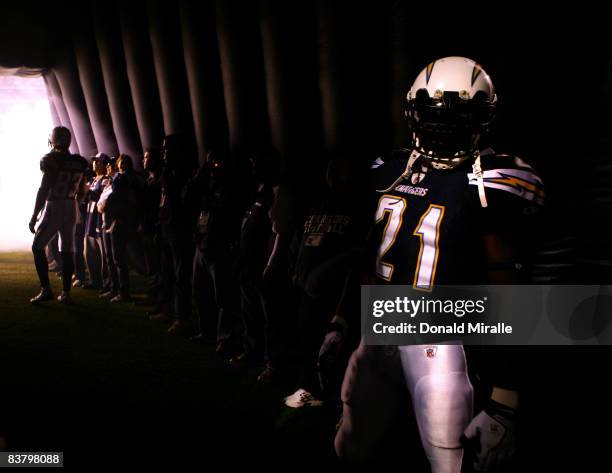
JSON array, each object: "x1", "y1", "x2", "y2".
[
  {"x1": 40, "y1": 153, "x2": 58, "y2": 172},
  {"x1": 479, "y1": 152, "x2": 536, "y2": 172},
  {"x1": 469, "y1": 152, "x2": 545, "y2": 205},
  {"x1": 371, "y1": 148, "x2": 411, "y2": 169}
]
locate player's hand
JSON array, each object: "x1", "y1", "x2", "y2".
[
  {"x1": 317, "y1": 320, "x2": 347, "y2": 395},
  {"x1": 461, "y1": 400, "x2": 516, "y2": 472},
  {"x1": 29, "y1": 217, "x2": 37, "y2": 234},
  {"x1": 318, "y1": 322, "x2": 346, "y2": 370}
]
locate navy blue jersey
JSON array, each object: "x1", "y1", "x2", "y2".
[
  {"x1": 40, "y1": 151, "x2": 88, "y2": 201},
  {"x1": 295, "y1": 191, "x2": 369, "y2": 288},
  {"x1": 371, "y1": 148, "x2": 544, "y2": 287}
]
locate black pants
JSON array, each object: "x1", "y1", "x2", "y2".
[
  {"x1": 102, "y1": 231, "x2": 119, "y2": 295},
  {"x1": 137, "y1": 231, "x2": 162, "y2": 300},
  {"x1": 297, "y1": 291, "x2": 333, "y2": 396},
  {"x1": 240, "y1": 275, "x2": 266, "y2": 358},
  {"x1": 157, "y1": 238, "x2": 174, "y2": 310},
  {"x1": 164, "y1": 229, "x2": 195, "y2": 320},
  {"x1": 141, "y1": 232, "x2": 160, "y2": 278},
  {"x1": 111, "y1": 225, "x2": 131, "y2": 297},
  {"x1": 296, "y1": 254, "x2": 356, "y2": 397},
  {"x1": 240, "y1": 267, "x2": 296, "y2": 363},
  {"x1": 193, "y1": 245, "x2": 239, "y2": 341}
]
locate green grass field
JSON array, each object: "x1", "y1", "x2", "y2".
[{"x1": 0, "y1": 252, "x2": 338, "y2": 467}]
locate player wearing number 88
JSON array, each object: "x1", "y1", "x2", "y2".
[
  {"x1": 335, "y1": 57, "x2": 544, "y2": 472},
  {"x1": 29, "y1": 126, "x2": 88, "y2": 305}
]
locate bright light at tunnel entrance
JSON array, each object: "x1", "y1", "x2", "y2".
[{"x1": 0, "y1": 76, "x2": 53, "y2": 251}]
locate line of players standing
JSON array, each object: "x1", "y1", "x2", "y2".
[{"x1": 59, "y1": 132, "x2": 367, "y2": 406}]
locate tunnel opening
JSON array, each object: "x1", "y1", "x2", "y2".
[{"x1": 0, "y1": 74, "x2": 53, "y2": 251}]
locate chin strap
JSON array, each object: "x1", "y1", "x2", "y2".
[
  {"x1": 472, "y1": 150, "x2": 488, "y2": 208},
  {"x1": 376, "y1": 150, "x2": 421, "y2": 193}
]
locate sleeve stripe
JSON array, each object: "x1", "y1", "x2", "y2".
[
  {"x1": 469, "y1": 168, "x2": 544, "y2": 186},
  {"x1": 468, "y1": 168, "x2": 545, "y2": 204},
  {"x1": 472, "y1": 181, "x2": 545, "y2": 204}
]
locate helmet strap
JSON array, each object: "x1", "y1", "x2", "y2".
[
  {"x1": 472, "y1": 150, "x2": 488, "y2": 208},
  {"x1": 376, "y1": 150, "x2": 421, "y2": 193}
]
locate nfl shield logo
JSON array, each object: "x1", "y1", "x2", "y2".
[
  {"x1": 425, "y1": 346, "x2": 437, "y2": 358},
  {"x1": 411, "y1": 170, "x2": 426, "y2": 184}
]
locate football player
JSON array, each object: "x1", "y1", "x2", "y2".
[
  {"x1": 334, "y1": 57, "x2": 544, "y2": 472},
  {"x1": 29, "y1": 126, "x2": 88, "y2": 304}
]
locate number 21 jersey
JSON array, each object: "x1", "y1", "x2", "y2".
[{"x1": 370, "y1": 148, "x2": 545, "y2": 288}]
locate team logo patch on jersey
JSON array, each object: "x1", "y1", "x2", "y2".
[
  {"x1": 410, "y1": 169, "x2": 427, "y2": 185},
  {"x1": 467, "y1": 168, "x2": 545, "y2": 204},
  {"x1": 393, "y1": 165, "x2": 428, "y2": 196},
  {"x1": 425, "y1": 346, "x2": 437, "y2": 358}
]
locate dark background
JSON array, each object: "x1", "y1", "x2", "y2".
[{"x1": 1, "y1": 1, "x2": 612, "y2": 469}]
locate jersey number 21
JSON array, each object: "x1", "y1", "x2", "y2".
[{"x1": 375, "y1": 195, "x2": 445, "y2": 291}]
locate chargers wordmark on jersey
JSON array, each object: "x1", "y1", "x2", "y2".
[{"x1": 394, "y1": 184, "x2": 428, "y2": 197}]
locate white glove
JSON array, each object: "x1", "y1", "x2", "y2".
[{"x1": 462, "y1": 401, "x2": 516, "y2": 472}]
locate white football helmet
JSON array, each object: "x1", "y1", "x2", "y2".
[{"x1": 406, "y1": 56, "x2": 496, "y2": 169}]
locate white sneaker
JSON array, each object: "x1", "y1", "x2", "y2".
[
  {"x1": 30, "y1": 286, "x2": 54, "y2": 304},
  {"x1": 72, "y1": 279, "x2": 84, "y2": 288},
  {"x1": 284, "y1": 388, "x2": 324, "y2": 408},
  {"x1": 57, "y1": 291, "x2": 72, "y2": 304}
]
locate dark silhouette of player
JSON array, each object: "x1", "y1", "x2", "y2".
[{"x1": 29, "y1": 126, "x2": 88, "y2": 304}]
